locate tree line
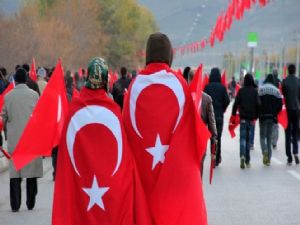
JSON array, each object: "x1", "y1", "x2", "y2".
[{"x1": 0, "y1": 0, "x2": 157, "y2": 72}]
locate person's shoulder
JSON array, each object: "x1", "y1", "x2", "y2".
[{"x1": 202, "y1": 92, "x2": 212, "y2": 102}]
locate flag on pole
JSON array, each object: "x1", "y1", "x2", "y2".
[
  {"x1": 29, "y1": 58, "x2": 37, "y2": 81},
  {"x1": 12, "y1": 60, "x2": 69, "y2": 170}
]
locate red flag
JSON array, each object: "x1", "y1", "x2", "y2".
[
  {"x1": 209, "y1": 29, "x2": 215, "y2": 47},
  {"x1": 11, "y1": 60, "x2": 68, "y2": 170},
  {"x1": 202, "y1": 74, "x2": 209, "y2": 90},
  {"x1": 78, "y1": 67, "x2": 83, "y2": 78},
  {"x1": 259, "y1": 0, "x2": 267, "y2": 7},
  {"x1": 283, "y1": 65, "x2": 287, "y2": 79},
  {"x1": 73, "y1": 88, "x2": 80, "y2": 98},
  {"x1": 229, "y1": 114, "x2": 240, "y2": 138},
  {"x1": 209, "y1": 143, "x2": 216, "y2": 184},
  {"x1": 278, "y1": 106, "x2": 288, "y2": 129},
  {"x1": 221, "y1": 70, "x2": 228, "y2": 89},
  {"x1": 123, "y1": 63, "x2": 208, "y2": 225},
  {"x1": 29, "y1": 58, "x2": 37, "y2": 81},
  {"x1": 189, "y1": 64, "x2": 203, "y2": 110},
  {"x1": 245, "y1": 0, "x2": 252, "y2": 10},
  {"x1": 235, "y1": 83, "x2": 241, "y2": 95},
  {"x1": 53, "y1": 88, "x2": 152, "y2": 225},
  {"x1": 0, "y1": 82, "x2": 15, "y2": 114}
]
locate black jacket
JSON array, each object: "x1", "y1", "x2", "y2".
[
  {"x1": 232, "y1": 74, "x2": 260, "y2": 120},
  {"x1": 282, "y1": 74, "x2": 300, "y2": 111},
  {"x1": 204, "y1": 72, "x2": 230, "y2": 118},
  {"x1": 258, "y1": 83, "x2": 282, "y2": 122},
  {"x1": 112, "y1": 76, "x2": 131, "y2": 109}
]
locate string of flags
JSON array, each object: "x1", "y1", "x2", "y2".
[{"x1": 173, "y1": 0, "x2": 269, "y2": 57}]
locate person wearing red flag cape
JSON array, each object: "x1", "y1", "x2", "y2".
[
  {"x1": 52, "y1": 57, "x2": 152, "y2": 225},
  {"x1": 123, "y1": 32, "x2": 208, "y2": 225}
]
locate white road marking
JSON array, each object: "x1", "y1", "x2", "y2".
[
  {"x1": 288, "y1": 170, "x2": 300, "y2": 181},
  {"x1": 272, "y1": 157, "x2": 284, "y2": 165}
]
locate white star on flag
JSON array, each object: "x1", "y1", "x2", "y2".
[
  {"x1": 146, "y1": 134, "x2": 169, "y2": 170},
  {"x1": 82, "y1": 175, "x2": 109, "y2": 211}
]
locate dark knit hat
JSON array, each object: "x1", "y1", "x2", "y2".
[
  {"x1": 146, "y1": 32, "x2": 173, "y2": 66},
  {"x1": 15, "y1": 68, "x2": 28, "y2": 83}
]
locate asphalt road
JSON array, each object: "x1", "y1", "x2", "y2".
[{"x1": 0, "y1": 106, "x2": 299, "y2": 225}]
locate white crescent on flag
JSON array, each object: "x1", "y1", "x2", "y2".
[
  {"x1": 129, "y1": 70, "x2": 185, "y2": 138},
  {"x1": 57, "y1": 95, "x2": 62, "y2": 123},
  {"x1": 66, "y1": 105, "x2": 123, "y2": 176}
]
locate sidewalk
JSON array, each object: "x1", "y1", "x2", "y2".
[
  {"x1": 0, "y1": 139, "x2": 9, "y2": 172},
  {"x1": 0, "y1": 155, "x2": 8, "y2": 172}
]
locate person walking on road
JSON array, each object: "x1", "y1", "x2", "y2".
[
  {"x1": 282, "y1": 64, "x2": 300, "y2": 165},
  {"x1": 258, "y1": 74, "x2": 282, "y2": 166},
  {"x1": 2, "y1": 68, "x2": 43, "y2": 212},
  {"x1": 204, "y1": 67, "x2": 230, "y2": 167},
  {"x1": 231, "y1": 74, "x2": 260, "y2": 169}
]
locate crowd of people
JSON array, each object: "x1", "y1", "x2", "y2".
[{"x1": 0, "y1": 32, "x2": 299, "y2": 225}]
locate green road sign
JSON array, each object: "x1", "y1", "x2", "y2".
[{"x1": 247, "y1": 32, "x2": 258, "y2": 48}]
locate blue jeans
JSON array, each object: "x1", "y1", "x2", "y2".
[
  {"x1": 259, "y1": 119, "x2": 273, "y2": 159},
  {"x1": 249, "y1": 122, "x2": 255, "y2": 148},
  {"x1": 240, "y1": 120, "x2": 254, "y2": 163}
]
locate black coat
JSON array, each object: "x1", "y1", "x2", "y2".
[
  {"x1": 258, "y1": 83, "x2": 282, "y2": 122},
  {"x1": 112, "y1": 76, "x2": 131, "y2": 109},
  {"x1": 282, "y1": 74, "x2": 300, "y2": 111},
  {"x1": 232, "y1": 86, "x2": 260, "y2": 120},
  {"x1": 204, "y1": 73, "x2": 230, "y2": 118}
]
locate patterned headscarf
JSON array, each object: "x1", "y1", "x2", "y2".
[{"x1": 85, "y1": 57, "x2": 108, "y2": 89}]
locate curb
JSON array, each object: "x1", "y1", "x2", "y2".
[{"x1": 0, "y1": 156, "x2": 8, "y2": 173}]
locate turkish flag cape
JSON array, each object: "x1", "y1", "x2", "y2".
[
  {"x1": 29, "y1": 58, "x2": 37, "y2": 81},
  {"x1": 123, "y1": 63, "x2": 208, "y2": 225},
  {"x1": 52, "y1": 87, "x2": 152, "y2": 225},
  {"x1": 12, "y1": 60, "x2": 68, "y2": 170}
]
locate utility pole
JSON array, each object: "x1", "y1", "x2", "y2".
[{"x1": 297, "y1": 31, "x2": 300, "y2": 76}]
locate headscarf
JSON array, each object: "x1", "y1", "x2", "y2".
[{"x1": 85, "y1": 57, "x2": 108, "y2": 90}]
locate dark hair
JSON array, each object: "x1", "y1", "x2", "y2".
[
  {"x1": 288, "y1": 64, "x2": 296, "y2": 75},
  {"x1": 22, "y1": 64, "x2": 30, "y2": 73},
  {"x1": 0, "y1": 67, "x2": 7, "y2": 77},
  {"x1": 15, "y1": 65, "x2": 21, "y2": 71},
  {"x1": 120, "y1": 67, "x2": 127, "y2": 77},
  {"x1": 183, "y1": 66, "x2": 191, "y2": 82},
  {"x1": 264, "y1": 74, "x2": 274, "y2": 84},
  {"x1": 15, "y1": 68, "x2": 28, "y2": 83},
  {"x1": 244, "y1": 73, "x2": 255, "y2": 87},
  {"x1": 209, "y1": 67, "x2": 221, "y2": 83}
]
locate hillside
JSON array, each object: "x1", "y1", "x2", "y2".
[{"x1": 137, "y1": 0, "x2": 300, "y2": 68}]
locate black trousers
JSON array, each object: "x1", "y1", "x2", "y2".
[
  {"x1": 215, "y1": 117, "x2": 224, "y2": 166},
  {"x1": 52, "y1": 146, "x2": 58, "y2": 179},
  {"x1": 10, "y1": 177, "x2": 37, "y2": 211},
  {"x1": 285, "y1": 110, "x2": 299, "y2": 162}
]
